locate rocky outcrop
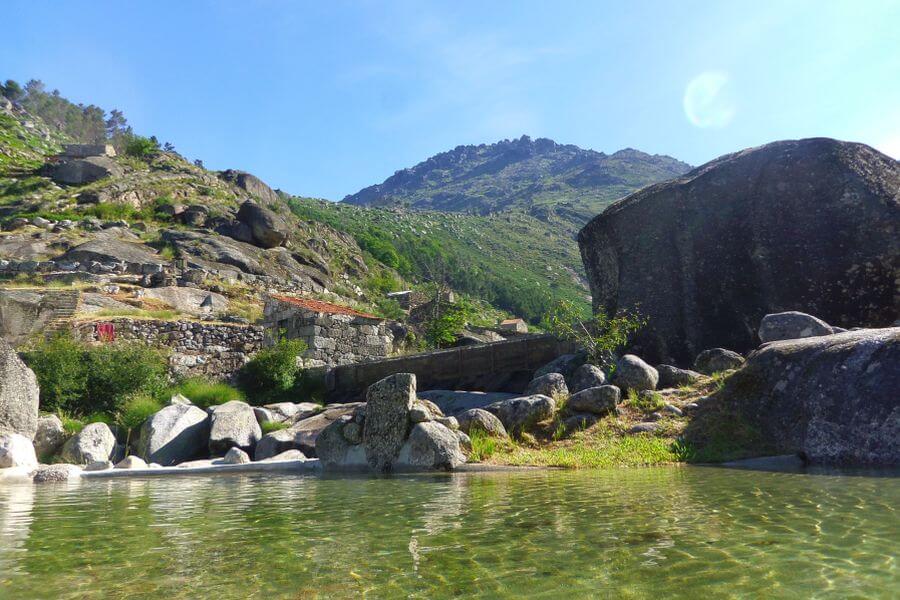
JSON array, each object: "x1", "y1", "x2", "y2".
[
  {"x1": 578, "y1": 138, "x2": 900, "y2": 364},
  {"x1": 208, "y1": 401, "x2": 262, "y2": 455},
  {"x1": 566, "y1": 385, "x2": 620, "y2": 414},
  {"x1": 0, "y1": 433, "x2": 37, "y2": 468},
  {"x1": 758, "y1": 311, "x2": 835, "y2": 344},
  {"x1": 612, "y1": 355, "x2": 658, "y2": 392},
  {"x1": 32, "y1": 464, "x2": 82, "y2": 483},
  {"x1": 318, "y1": 373, "x2": 465, "y2": 472},
  {"x1": 219, "y1": 170, "x2": 280, "y2": 205},
  {"x1": 485, "y1": 395, "x2": 555, "y2": 434},
  {"x1": 62, "y1": 239, "x2": 166, "y2": 267},
  {"x1": 253, "y1": 403, "x2": 358, "y2": 460},
  {"x1": 714, "y1": 328, "x2": 900, "y2": 465},
  {"x1": 236, "y1": 201, "x2": 289, "y2": 249},
  {"x1": 138, "y1": 404, "x2": 210, "y2": 466},
  {"x1": 0, "y1": 338, "x2": 39, "y2": 439},
  {"x1": 59, "y1": 423, "x2": 115, "y2": 464},
  {"x1": 47, "y1": 156, "x2": 123, "y2": 185}
]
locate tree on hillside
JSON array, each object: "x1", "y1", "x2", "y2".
[{"x1": 1, "y1": 79, "x2": 24, "y2": 102}]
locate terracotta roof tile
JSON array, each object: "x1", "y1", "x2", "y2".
[{"x1": 271, "y1": 295, "x2": 378, "y2": 319}]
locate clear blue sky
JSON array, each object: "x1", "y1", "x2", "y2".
[{"x1": 4, "y1": 1, "x2": 898, "y2": 199}]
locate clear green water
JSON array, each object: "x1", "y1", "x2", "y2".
[{"x1": 0, "y1": 466, "x2": 897, "y2": 599}]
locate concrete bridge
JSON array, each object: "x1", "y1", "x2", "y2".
[{"x1": 325, "y1": 334, "x2": 574, "y2": 402}]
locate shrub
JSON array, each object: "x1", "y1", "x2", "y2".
[
  {"x1": 117, "y1": 393, "x2": 162, "y2": 451},
  {"x1": 169, "y1": 378, "x2": 244, "y2": 409},
  {"x1": 124, "y1": 135, "x2": 160, "y2": 158},
  {"x1": 24, "y1": 336, "x2": 168, "y2": 417},
  {"x1": 238, "y1": 339, "x2": 308, "y2": 404},
  {"x1": 424, "y1": 296, "x2": 476, "y2": 348},
  {"x1": 543, "y1": 300, "x2": 645, "y2": 368}
]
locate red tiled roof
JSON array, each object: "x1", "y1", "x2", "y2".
[
  {"x1": 271, "y1": 295, "x2": 378, "y2": 319},
  {"x1": 501, "y1": 318, "x2": 525, "y2": 324}
]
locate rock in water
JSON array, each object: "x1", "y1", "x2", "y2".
[
  {"x1": 59, "y1": 423, "x2": 115, "y2": 464},
  {"x1": 363, "y1": 373, "x2": 416, "y2": 472},
  {"x1": 33, "y1": 414, "x2": 67, "y2": 459},
  {"x1": 694, "y1": 348, "x2": 745, "y2": 375},
  {"x1": 115, "y1": 455, "x2": 148, "y2": 469},
  {"x1": 715, "y1": 328, "x2": 900, "y2": 465},
  {"x1": 524, "y1": 372, "x2": 568, "y2": 397},
  {"x1": 485, "y1": 395, "x2": 555, "y2": 434},
  {"x1": 0, "y1": 338, "x2": 39, "y2": 439},
  {"x1": 219, "y1": 447, "x2": 251, "y2": 464},
  {"x1": 456, "y1": 408, "x2": 508, "y2": 438},
  {"x1": 578, "y1": 138, "x2": 900, "y2": 364},
  {"x1": 612, "y1": 355, "x2": 658, "y2": 392},
  {"x1": 569, "y1": 364, "x2": 606, "y2": 393},
  {"x1": 758, "y1": 311, "x2": 834, "y2": 343},
  {"x1": 138, "y1": 404, "x2": 210, "y2": 466},
  {"x1": 0, "y1": 433, "x2": 37, "y2": 468},
  {"x1": 208, "y1": 401, "x2": 262, "y2": 455},
  {"x1": 396, "y1": 422, "x2": 465, "y2": 471}
]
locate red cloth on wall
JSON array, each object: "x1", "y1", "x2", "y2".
[{"x1": 96, "y1": 322, "x2": 115, "y2": 342}]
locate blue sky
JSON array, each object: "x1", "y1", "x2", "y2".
[{"x1": 4, "y1": 1, "x2": 899, "y2": 199}]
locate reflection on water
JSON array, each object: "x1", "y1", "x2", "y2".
[{"x1": 0, "y1": 467, "x2": 897, "y2": 599}]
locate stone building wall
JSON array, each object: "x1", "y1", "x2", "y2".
[{"x1": 72, "y1": 318, "x2": 265, "y2": 381}]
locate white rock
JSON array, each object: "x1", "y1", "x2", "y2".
[{"x1": 0, "y1": 433, "x2": 37, "y2": 468}]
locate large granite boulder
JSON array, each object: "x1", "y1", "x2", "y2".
[
  {"x1": 612, "y1": 354, "x2": 658, "y2": 392},
  {"x1": 62, "y1": 239, "x2": 166, "y2": 267},
  {"x1": 236, "y1": 200, "x2": 289, "y2": 249},
  {"x1": 33, "y1": 415, "x2": 67, "y2": 459},
  {"x1": 758, "y1": 311, "x2": 834, "y2": 344},
  {"x1": 59, "y1": 423, "x2": 116, "y2": 464},
  {"x1": 712, "y1": 328, "x2": 900, "y2": 465},
  {"x1": 0, "y1": 338, "x2": 39, "y2": 439},
  {"x1": 485, "y1": 395, "x2": 555, "y2": 434},
  {"x1": 315, "y1": 416, "x2": 367, "y2": 469},
  {"x1": 456, "y1": 408, "x2": 508, "y2": 438},
  {"x1": 524, "y1": 372, "x2": 568, "y2": 397},
  {"x1": 0, "y1": 433, "x2": 37, "y2": 468},
  {"x1": 208, "y1": 401, "x2": 262, "y2": 455},
  {"x1": 137, "y1": 404, "x2": 210, "y2": 466},
  {"x1": 395, "y1": 422, "x2": 465, "y2": 471},
  {"x1": 254, "y1": 403, "x2": 359, "y2": 460},
  {"x1": 578, "y1": 138, "x2": 900, "y2": 364},
  {"x1": 219, "y1": 169, "x2": 280, "y2": 205},
  {"x1": 363, "y1": 373, "x2": 416, "y2": 472},
  {"x1": 656, "y1": 365, "x2": 702, "y2": 388}
]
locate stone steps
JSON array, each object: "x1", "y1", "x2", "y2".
[{"x1": 43, "y1": 290, "x2": 81, "y2": 337}]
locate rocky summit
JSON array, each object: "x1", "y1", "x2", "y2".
[{"x1": 578, "y1": 138, "x2": 900, "y2": 364}]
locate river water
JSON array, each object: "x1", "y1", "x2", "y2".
[{"x1": 0, "y1": 466, "x2": 897, "y2": 598}]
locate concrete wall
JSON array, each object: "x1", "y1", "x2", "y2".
[{"x1": 325, "y1": 334, "x2": 574, "y2": 402}]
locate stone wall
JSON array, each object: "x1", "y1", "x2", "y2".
[
  {"x1": 72, "y1": 318, "x2": 265, "y2": 380},
  {"x1": 326, "y1": 334, "x2": 575, "y2": 402},
  {"x1": 269, "y1": 311, "x2": 393, "y2": 367}
]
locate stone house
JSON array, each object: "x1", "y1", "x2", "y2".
[
  {"x1": 263, "y1": 295, "x2": 393, "y2": 367},
  {"x1": 499, "y1": 318, "x2": 528, "y2": 334}
]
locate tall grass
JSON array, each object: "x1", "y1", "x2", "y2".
[{"x1": 169, "y1": 377, "x2": 244, "y2": 409}]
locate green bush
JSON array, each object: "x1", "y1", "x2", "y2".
[
  {"x1": 24, "y1": 336, "x2": 168, "y2": 417},
  {"x1": 169, "y1": 377, "x2": 244, "y2": 409},
  {"x1": 238, "y1": 339, "x2": 308, "y2": 404},
  {"x1": 117, "y1": 394, "x2": 162, "y2": 451},
  {"x1": 124, "y1": 135, "x2": 159, "y2": 158}
]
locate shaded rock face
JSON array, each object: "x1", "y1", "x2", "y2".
[
  {"x1": 569, "y1": 364, "x2": 606, "y2": 393},
  {"x1": 694, "y1": 348, "x2": 744, "y2": 375},
  {"x1": 718, "y1": 328, "x2": 900, "y2": 465},
  {"x1": 138, "y1": 404, "x2": 210, "y2": 466},
  {"x1": 254, "y1": 403, "x2": 358, "y2": 460},
  {"x1": 236, "y1": 201, "x2": 288, "y2": 249},
  {"x1": 48, "y1": 156, "x2": 123, "y2": 185},
  {"x1": 656, "y1": 365, "x2": 701, "y2": 388},
  {"x1": 33, "y1": 415, "x2": 67, "y2": 459},
  {"x1": 0, "y1": 338, "x2": 39, "y2": 439},
  {"x1": 578, "y1": 138, "x2": 900, "y2": 364},
  {"x1": 363, "y1": 373, "x2": 416, "y2": 472},
  {"x1": 219, "y1": 170, "x2": 280, "y2": 205},
  {"x1": 60, "y1": 423, "x2": 115, "y2": 464}
]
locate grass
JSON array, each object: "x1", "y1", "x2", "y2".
[
  {"x1": 261, "y1": 421, "x2": 290, "y2": 434},
  {"x1": 168, "y1": 377, "x2": 245, "y2": 409},
  {"x1": 94, "y1": 308, "x2": 180, "y2": 320},
  {"x1": 626, "y1": 388, "x2": 665, "y2": 413}
]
